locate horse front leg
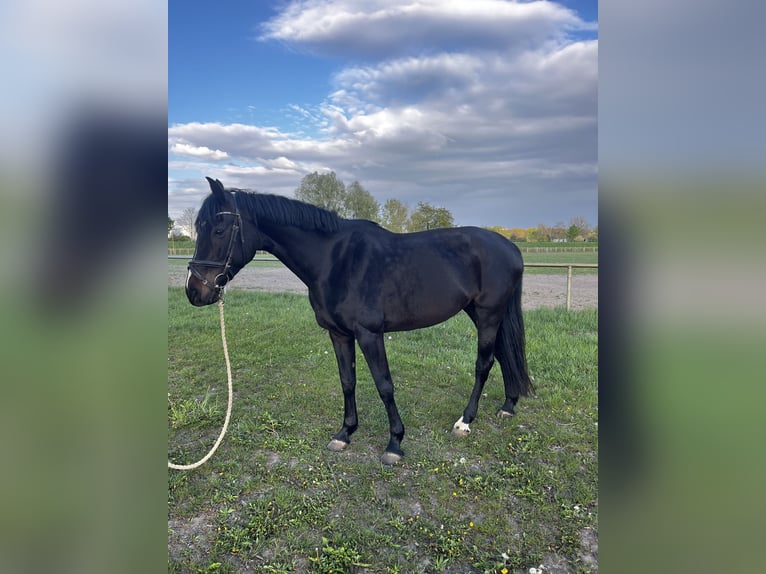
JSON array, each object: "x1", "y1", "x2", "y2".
[
  {"x1": 355, "y1": 327, "x2": 405, "y2": 465},
  {"x1": 327, "y1": 331, "x2": 358, "y2": 452}
]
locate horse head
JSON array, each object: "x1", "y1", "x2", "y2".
[{"x1": 186, "y1": 178, "x2": 250, "y2": 306}]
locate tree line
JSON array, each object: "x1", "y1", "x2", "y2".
[
  {"x1": 294, "y1": 171, "x2": 454, "y2": 232},
  {"x1": 169, "y1": 172, "x2": 595, "y2": 241},
  {"x1": 486, "y1": 217, "x2": 597, "y2": 243}
]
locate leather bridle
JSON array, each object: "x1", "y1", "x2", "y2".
[{"x1": 187, "y1": 193, "x2": 246, "y2": 294}]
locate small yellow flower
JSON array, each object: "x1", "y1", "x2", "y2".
[
  {"x1": 501, "y1": 568, "x2": 509, "y2": 574},
  {"x1": 452, "y1": 491, "x2": 457, "y2": 497},
  {"x1": 469, "y1": 521, "x2": 474, "y2": 528}
]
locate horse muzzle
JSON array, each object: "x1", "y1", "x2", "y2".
[{"x1": 186, "y1": 264, "x2": 226, "y2": 306}]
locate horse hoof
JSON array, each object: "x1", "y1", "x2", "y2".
[
  {"x1": 327, "y1": 439, "x2": 349, "y2": 452},
  {"x1": 451, "y1": 416, "x2": 471, "y2": 437},
  {"x1": 497, "y1": 409, "x2": 514, "y2": 419},
  {"x1": 380, "y1": 452, "x2": 403, "y2": 465}
]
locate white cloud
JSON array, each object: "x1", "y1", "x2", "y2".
[
  {"x1": 169, "y1": 1, "x2": 597, "y2": 227},
  {"x1": 170, "y1": 143, "x2": 229, "y2": 160},
  {"x1": 259, "y1": 0, "x2": 594, "y2": 57}
]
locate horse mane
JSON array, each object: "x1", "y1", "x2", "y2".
[{"x1": 198, "y1": 188, "x2": 342, "y2": 234}]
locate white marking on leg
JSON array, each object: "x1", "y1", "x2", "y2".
[{"x1": 452, "y1": 416, "x2": 471, "y2": 436}]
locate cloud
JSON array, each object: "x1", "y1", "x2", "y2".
[
  {"x1": 259, "y1": 0, "x2": 594, "y2": 58},
  {"x1": 326, "y1": 40, "x2": 597, "y2": 150},
  {"x1": 332, "y1": 52, "x2": 482, "y2": 107},
  {"x1": 170, "y1": 143, "x2": 229, "y2": 160},
  {"x1": 169, "y1": 0, "x2": 597, "y2": 227}
]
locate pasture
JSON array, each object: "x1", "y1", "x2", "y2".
[{"x1": 168, "y1": 289, "x2": 597, "y2": 573}]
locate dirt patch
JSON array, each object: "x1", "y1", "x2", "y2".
[
  {"x1": 169, "y1": 266, "x2": 597, "y2": 310},
  {"x1": 167, "y1": 509, "x2": 218, "y2": 565}
]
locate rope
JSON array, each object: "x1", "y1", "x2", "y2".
[{"x1": 168, "y1": 299, "x2": 233, "y2": 470}]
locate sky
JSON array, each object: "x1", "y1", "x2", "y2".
[{"x1": 168, "y1": 0, "x2": 598, "y2": 229}]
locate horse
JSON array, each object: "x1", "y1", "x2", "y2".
[{"x1": 186, "y1": 177, "x2": 533, "y2": 465}]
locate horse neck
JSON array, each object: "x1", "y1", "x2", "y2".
[{"x1": 257, "y1": 220, "x2": 334, "y2": 287}]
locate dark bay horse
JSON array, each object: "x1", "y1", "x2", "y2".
[{"x1": 186, "y1": 177, "x2": 532, "y2": 464}]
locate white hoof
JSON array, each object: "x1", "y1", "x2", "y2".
[
  {"x1": 451, "y1": 416, "x2": 471, "y2": 437},
  {"x1": 380, "y1": 452, "x2": 403, "y2": 465},
  {"x1": 327, "y1": 439, "x2": 349, "y2": 452}
]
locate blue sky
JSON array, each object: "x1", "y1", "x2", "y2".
[{"x1": 169, "y1": 0, "x2": 598, "y2": 228}]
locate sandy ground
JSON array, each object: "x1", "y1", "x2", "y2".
[{"x1": 170, "y1": 265, "x2": 597, "y2": 310}]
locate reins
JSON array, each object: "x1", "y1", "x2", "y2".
[{"x1": 168, "y1": 298, "x2": 233, "y2": 470}]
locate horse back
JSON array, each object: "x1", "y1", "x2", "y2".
[{"x1": 312, "y1": 223, "x2": 522, "y2": 333}]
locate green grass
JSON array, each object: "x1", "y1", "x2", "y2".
[{"x1": 168, "y1": 289, "x2": 597, "y2": 573}]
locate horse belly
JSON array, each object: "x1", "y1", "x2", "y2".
[{"x1": 382, "y1": 290, "x2": 469, "y2": 332}]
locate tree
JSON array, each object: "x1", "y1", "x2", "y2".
[
  {"x1": 566, "y1": 224, "x2": 579, "y2": 242},
  {"x1": 178, "y1": 207, "x2": 198, "y2": 241},
  {"x1": 569, "y1": 216, "x2": 591, "y2": 239},
  {"x1": 508, "y1": 228, "x2": 527, "y2": 241},
  {"x1": 485, "y1": 226, "x2": 511, "y2": 239},
  {"x1": 295, "y1": 171, "x2": 347, "y2": 215},
  {"x1": 168, "y1": 215, "x2": 174, "y2": 236},
  {"x1": 344, "y1": 181, "x2": 380, "y2": 221},
  {"x1": 407, "y1": 201, "x2": 454, "y2": 232},
  {"x1": 380, "y1": 198, "x2": 410, "y2": 233},
  {"x1": 535, "y1": 223, "x2": 551, "y2": 242}
]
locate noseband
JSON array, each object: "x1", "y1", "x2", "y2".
[{"x1": 188, "y1": 193, "x2": 246, "y2": 293}]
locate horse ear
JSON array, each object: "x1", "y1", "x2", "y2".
[{"x1": 206, "y1": 176, "x2": 226, "y2": 198}]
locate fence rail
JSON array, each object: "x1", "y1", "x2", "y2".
[
  {"x1": 520, "y1": 246, "x2": 598, "y2": 253},
  {"x1": 524, "y1": 263, "x2": 598, "y2": 310},
  {"x1": 169, "y1": 256, "x2": 597, "y2": 311}
]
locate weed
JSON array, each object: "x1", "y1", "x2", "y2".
[{"x1": 309, "y1": 537, "x2": 370, "y2": 573}]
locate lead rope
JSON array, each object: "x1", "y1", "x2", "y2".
[{"x1": 168, "y1": 299, "x2": 233, "y2": 470}]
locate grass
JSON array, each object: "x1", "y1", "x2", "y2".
[{"x1": 168, "y1": 289, "x2": 597, "y2": 573}]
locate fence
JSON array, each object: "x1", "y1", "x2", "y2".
[
  {"x1": 520, "y1": 246, "x2": 598, "y2": 253},
  {"x1": 523, "y1": 263, "x2": 598, "y2": 311},
  {"x1": 170, "y1": 256, "x2": 597, "y2": 311}
]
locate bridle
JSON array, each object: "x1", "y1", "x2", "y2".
[{"x1": 187, "y1": 193, "x2": 246, "y2": 294}]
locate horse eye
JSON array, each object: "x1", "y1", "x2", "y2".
[{"x1": 214, "y1": 228, "x2": 225, "y2": 236}]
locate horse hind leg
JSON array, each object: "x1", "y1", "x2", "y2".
[
  {"x1": 452, "y1": 311, "x2": 500, "y2": 437},
  {"x1": 494, "y1": 281, "x2": 533, "y2": 419}
]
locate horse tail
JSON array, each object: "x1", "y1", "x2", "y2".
[{"x1": 495, "y1": 276, "x2": 534, "y2": 397}]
